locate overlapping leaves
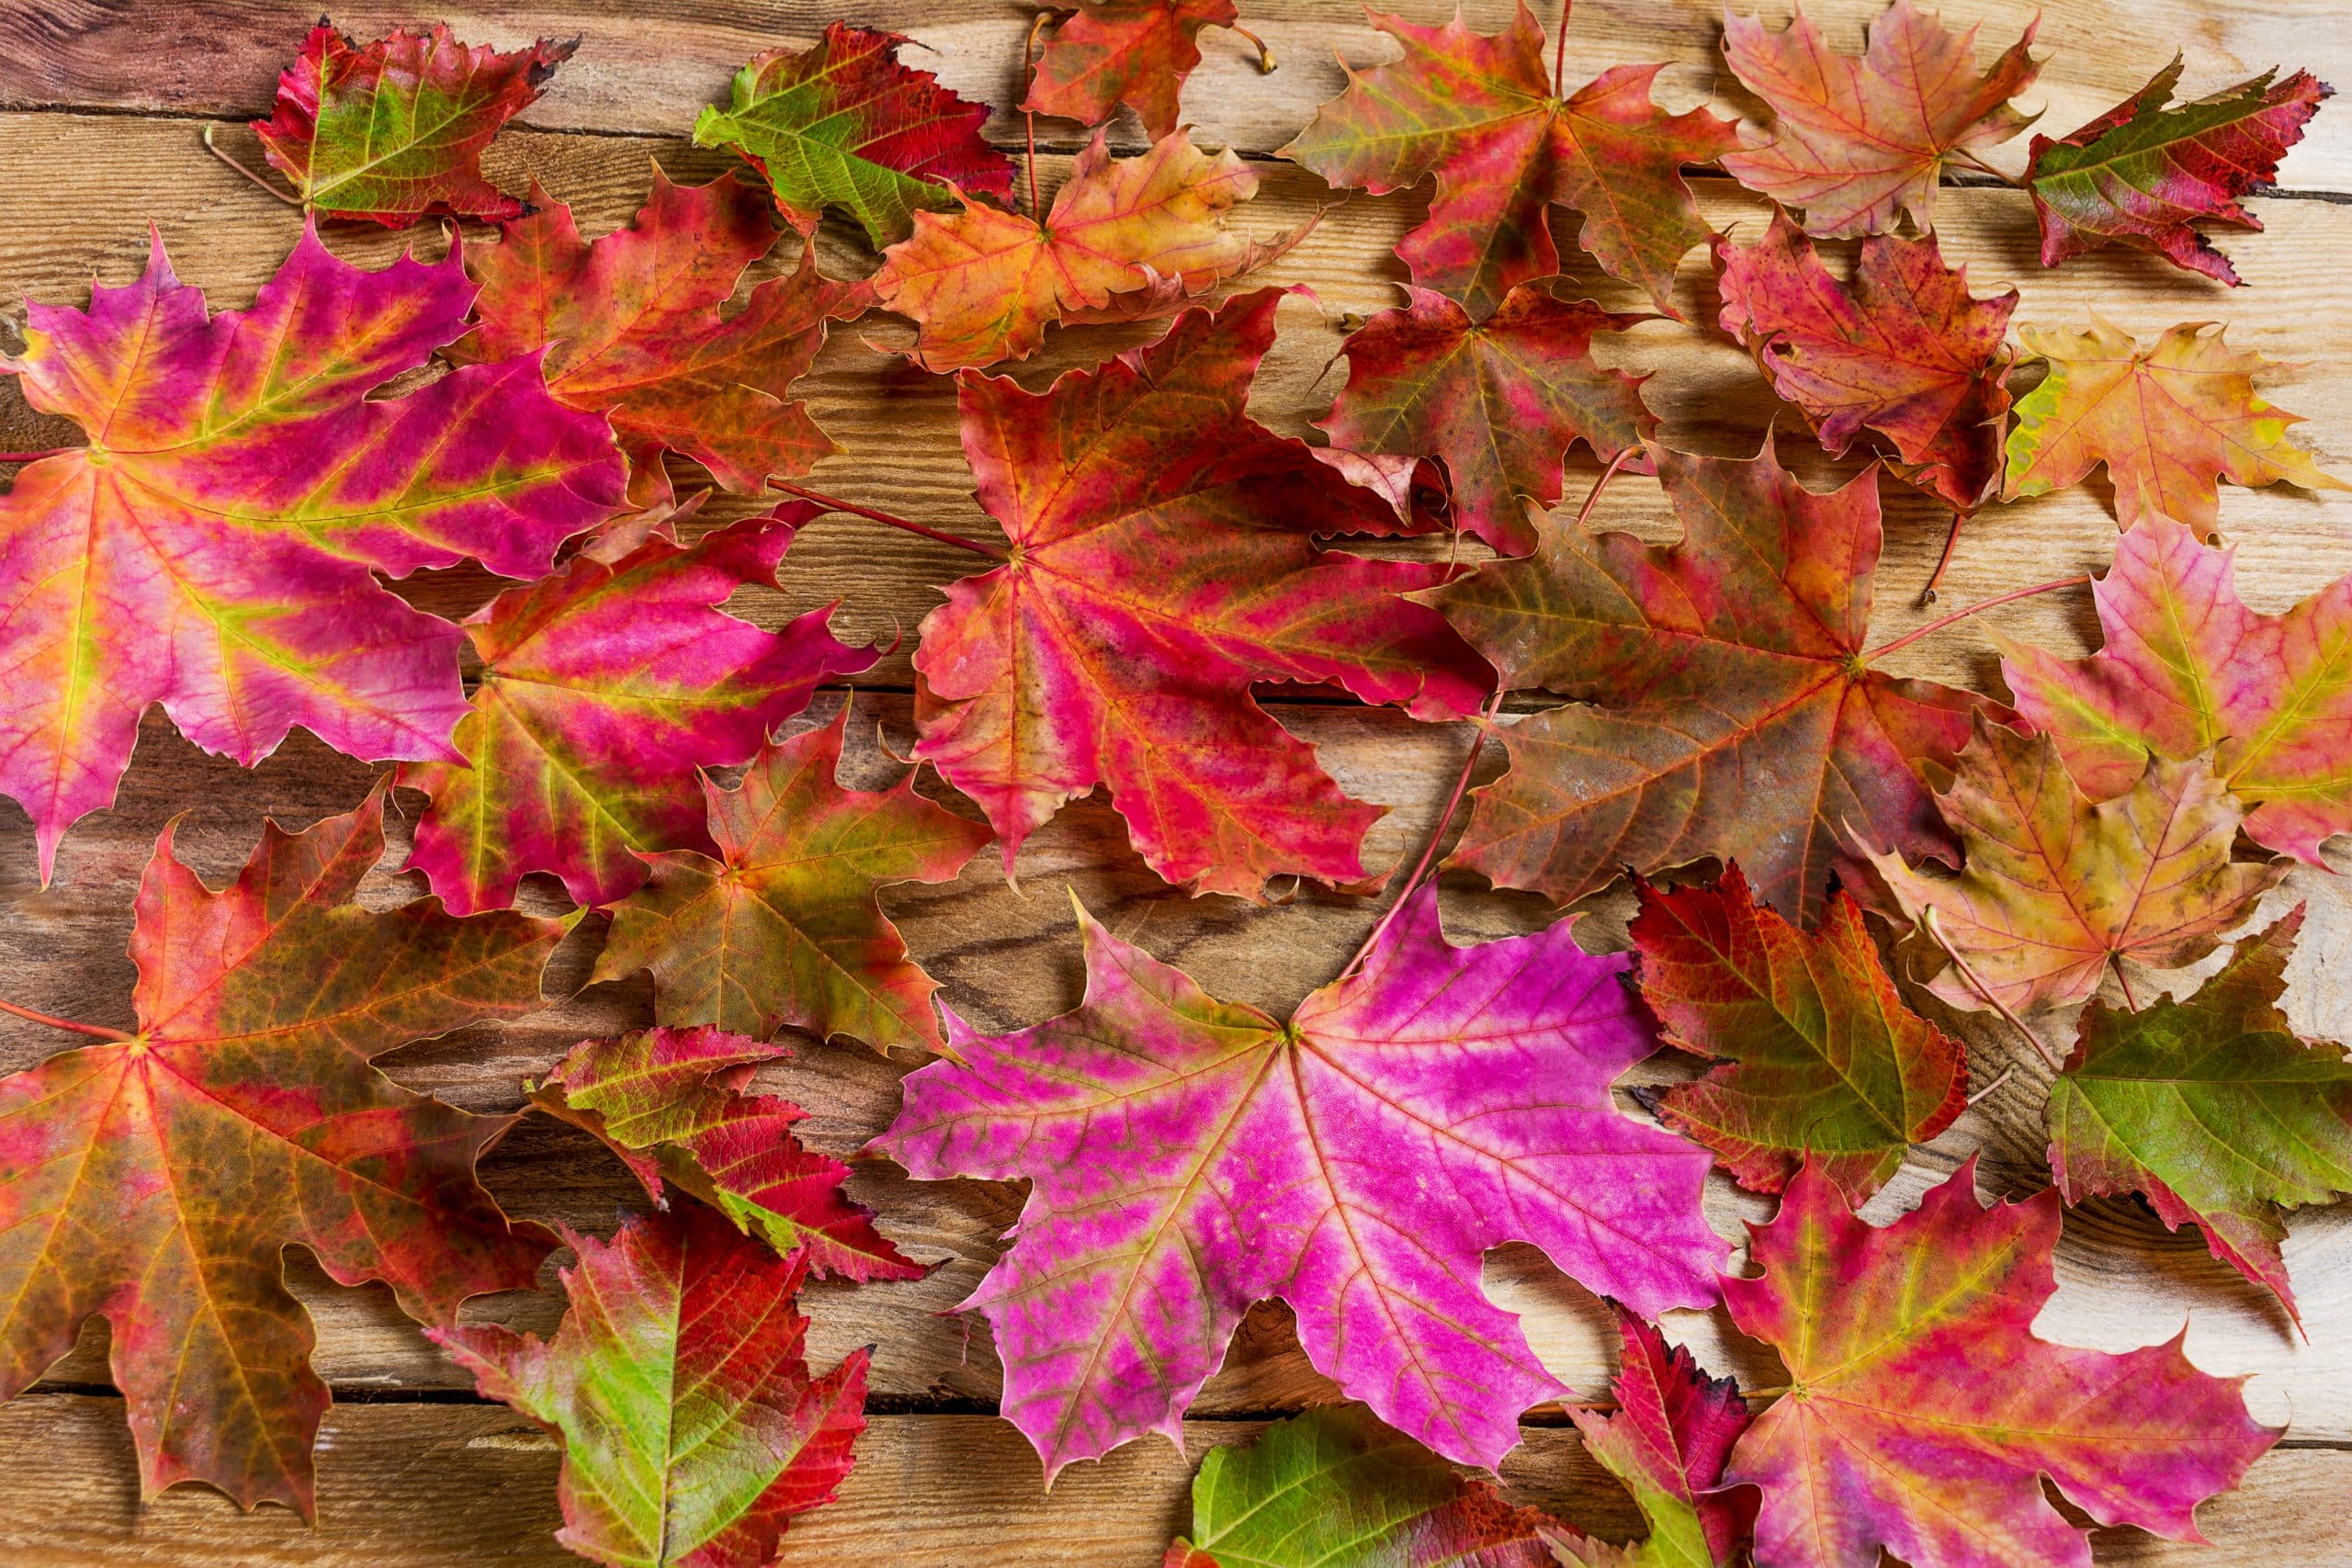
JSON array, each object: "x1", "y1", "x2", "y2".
[
  {"x1": 0, "y1": 790, "x2": 561, "y2": 1515},
  {"x1": 435, "y1": 1203, "x2": 870, "y2": 1568},
  {"x1": 2001, "y1": 514, "x2": 2352, "y2": 864},
  {"x1": 1724, "y1": 1159, "x2": 2276, "y2": 1568},
  {"x1": 880, "y1": 884, "x2": 1722, "y2": 1477},
  {"x1": 0, "y1": 225, "x2": 625, "y2": 878},
  {"x1": 1429, "y1": 440, "x2": 1999, "y2": 926},
  {"x1": 910, "y1": 288, "x2": 1488, "y2": 898}
]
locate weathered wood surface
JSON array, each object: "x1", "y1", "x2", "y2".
[{"x1": 0, "y1": 0, "x2": 2348, "y2": 1562}]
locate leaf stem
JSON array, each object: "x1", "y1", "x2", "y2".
[
  {"x1": 1949, "y1": 146, "x2": 2029, "y2": 189},
  {"x1": 1022, "y1": 12, "x2": 1051, "y2": 220},
  {"x1": 1918, "y1": 506, "x2": 1971, "y2": 605},
  {"x1": 2113, "y1": 964, "x2": 2142, "y2": 1012},
  {"x1": 1964, "y1": 1063, "x2": 2016, "y2": 1107},
  {"x1": 1863, "y1": 574, "x2": 2086, "y2": 662},
  {"x1": 1922, "y1": 908, "x2": 2064, "y2": 1073},
  {"x1": 1741, "y1": 1384, "x2": 1792, "y2": 1401},
  {"x1": 1574, "y1": 446, "x2": 1637, "y2": 532},
  {"x1": 770, "y1": 480, "x2": 1010, "y2": 559},
  {"x1": 0, "y1": 996, "x2": 133, "y2": 1043},
  {"x1": 1341, "y1": 684, "x2": 1508, "y2": 978},
  {"x1": 0, "y1": 451, "x2": 65, "y2": 463},
  {"x1": 1553, "y1": 0, "x2": 1572, "y2": 98},
  {"x1": 1227, "y1": 23, "x2": 1277, "y2": 73},
  {"x1": 201, "y1": 123, "x2": 302, "y2": 207}
]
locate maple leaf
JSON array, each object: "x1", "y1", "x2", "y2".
[
  {"x1": 0, "y1": 787, "x2": 560, "y2": 1515},
  {"x1": 872, "y1": 129, "x2": 1304, "y2": 372},
  {"x1": 1723, "y1": 1157, "x2": 2277, "y2": 1568},
  {"x1": 1714, "y1": 209, "x2": 2017, "y2": 512},
  {"x1": 1562, "y1": 1310, "x2": 1754, "y2": 1568},
  {"x1": 1024, "y1": 0, "x2": 1244, "y2": 140},
  {"x1": 693, "y1": 22, "x2": 1014, "y2": 245},
  {"x1": 594, "y1": 705, "x2": 991, "y2": 1055},
  {"x1": 1631, "y1": 864, "x2": 1967, "y2": 1202},
  {"x1": 434, "y1": 1203, "x2": 868, "y2": 1568},
  {"x1": 1282, "y1": 2, "x2": 1737, "y2": 318},
  {"x1": 910, "y1": 288, "x2": 1490, "y2": 898},
  {"x1": 2049, "y1": 909, "x2": 2352, "y2": 1316},
  {"x1": 0, "y1": 224, "x2": 625, "y2": 880},
  {"x1": 1426, "y1": 440, "x2": 2000, "y2": 927},
  {"x1": 1720, "y1": 0, "x2": 2039, "y2": 240},
  {"x1": 2030, "y1": 57, "x2": 2335, "y2": 287},
  {"x1": 877, "y1": 884, "x2": 1723, "y2": 1477},
  {"x1": 401, "y1": 513, "x2": 874, "y2": 915},
  {"x1": 1164, "y1": 1404, "x2": 1563, "y2": 1567},
  {"x1": 2004, "y1": 315, "x2": 2346, "y2": 529},
  {"x1": 251, "y1": 21, "x2": 572, "y2": 225},
  {"x1": 454, "y1": 171, "x2": 870, "y2": 506},
  {"x1": 2000, "y1": 514, "x2": 2352, "y2": 865},
  {"x1": 529, "y1": 1026, "x2": 923, "y2": 1283},
  {"x1": 1315, "y1": 281, "x2": 1656, "y2": 555},
  {"x1": 1871, "y1": 717, "x2": 2285, "y2": 1018}
]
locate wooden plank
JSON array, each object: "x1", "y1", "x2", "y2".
[
  {"x1": 1, "y1": 118, "x2": 2348, "y2": 694},
  {"x1": 0, "y1": 1, "x2": 2346, "y2": 191},
  {"x1": 0, "y1": 1394, "x2": 2345, "y2": 1565},
  {"x1": 6, "y1": 700, "x2": 2350, "y2": 1442}
]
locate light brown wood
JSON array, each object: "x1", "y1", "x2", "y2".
[
  {"x1": 1, "y1": 0, "x2": 2350, "y2": 1560},
  {"x1": 1, "y1": 1395, "x2": 2346, "y2": 1565},
  {"x1": 1, "y1": 1, "x2": 2346, "y2": 189}
]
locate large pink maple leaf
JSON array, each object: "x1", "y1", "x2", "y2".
[
  {"x1": 0, "y1": 224, "x2": 625, "y2": 877},
  {"x1": 878, "y1": 885, "x2": 1723, "y2": 1478}
]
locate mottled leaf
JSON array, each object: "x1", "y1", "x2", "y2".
[
  {"x1": 2001, "y1": 513, "x2": 2352, "y2": 864},
  {"x1": 873, "y1": 129, "x2": 1303, "y2": 371},
  {"x1": 694, "y1": 23, "x2": 1012, "y2": 245},
  {"x1": 2004, "y1": 315, "x2": 2346, "y2": 528},
  {"x1": 1714, "y1": 209, "x2": 2016, "y2": 511},
  {"x1": 1282, "y1": 2, "x2": 1737, "y2": 317},
  {"x1": 0, "y1": 225, "x2": 625, "y2": 879},
  {"x1": 1025, "y1": 0, "x2": 1241, "y2": 139},
  {"x1": 2030, "y1": 57, "x2": 2334, "y2": 286},
  {"x1": 1427, "y1": 440, "x2": 1999, "y2": 926},
  {"x1": 911, "y1": 288, "x2": 1490, "y2": 898},
  {"x1": 594, "y1": 705, "x2": 990, "y2": 1055},
  {"x1": 401, "y1": 513, "x2": 874, "y2": 915},
  {"x1": 2049, "y1": 909, "x2": 2352, "y2": 1315},
  {"x1": 1724, "y1": 1158, "x2": 2276, "y2": 1568},
  {"x1": 435, "y1": 1204, "x2": 868, "y2": 1568},
  {"x1": 252, "y1": 21, "x2": 572, "y2": 224},
  {"x1": 1316, "y1": 281, "x2": 1656, "y2": 554},
  {"x1": 878, "y1": 884, "x2": 1723, "y2": 1477},
  {"x1": 1721, "y1": 0, "x2": 2038, "y2": 239},
  {"x1": 1632, "y1": 864, "x2": 1967, "y2": 1201},
  {"x1": 530, "y1": 1026, "x2": 922, "y2": 1282},
  {"x1": 1564, "y1": 1310, "x2": 1753, "y2": 1568},
  {"x1": 1166, "y1": 1404, "x2": 1562, "y2": 1567},
  {"x1": 0, "y1": 789, "x2": 560, "y2": 1514},
  {"x1": 1871, "y1": 717, "x2": 2285, "y2": 1017},
  {"x1": 456, "y1": 171, "x2": 870, "y2": 505}
]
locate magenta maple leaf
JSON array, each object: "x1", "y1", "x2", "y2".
[
  {"x1": 877, "y1": 885, "x2": 1723, "y2": 1478},
  {"x1": 0, "y1": 224, "x2": 625, "y2": 878},
  {"x1": 401, "y1": 510, "x2": 875, "y2": 914}
]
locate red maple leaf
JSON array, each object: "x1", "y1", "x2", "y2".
[{"x1": 910, "y1": 288, "x2": 1491, "y2": 898}]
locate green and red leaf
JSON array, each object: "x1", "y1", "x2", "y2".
[
  {"x1": 253, "y1": 21, "x2": 572, "y2": 225},
  {"x1": 435, "y1": 1203, "x2": 868, "y2": 1568}
]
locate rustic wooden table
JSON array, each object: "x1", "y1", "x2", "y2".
[{"x1": 1, "y1": 1, "x2": 2348, "y2": 1562}]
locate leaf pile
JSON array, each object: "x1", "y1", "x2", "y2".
[{"x1": 0, "y1": 4, "x2": 2342, "y2": 1564}]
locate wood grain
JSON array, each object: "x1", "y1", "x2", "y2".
[
  {"x1": 0, "y1": 0, "x2": 2345, "y2": 190},
  {"x1": 1, "y1": 0, "x2": 2349, "y2": 1559},
  {"x1": 0, "y1": 1395, "x2": 2346, "y2": 1565}
]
